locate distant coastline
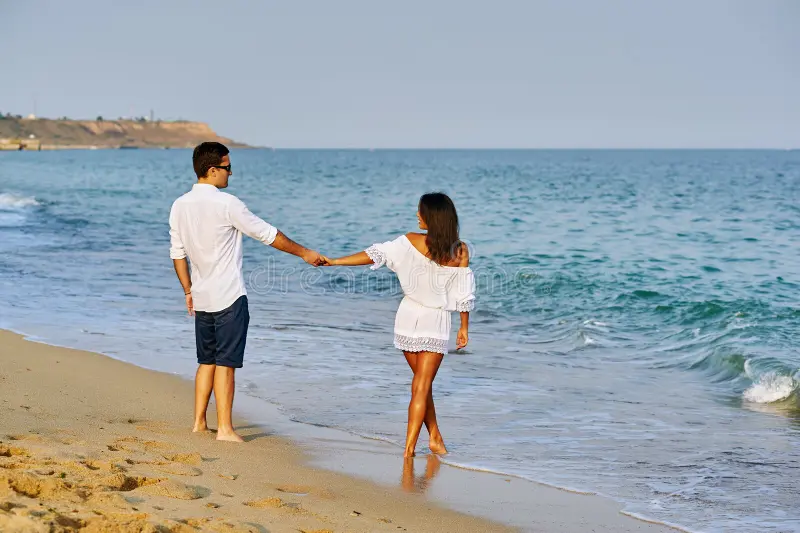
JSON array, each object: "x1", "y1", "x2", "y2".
[{"x1": 0, "y1": 115, "x2": 251, "y2": 150}]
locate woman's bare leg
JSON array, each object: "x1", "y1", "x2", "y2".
[
  {"x1": 404, "y1": 351, "x2": 444, "y2": 457},
  {"x1": 404, "y1": 352, "x2": 448, "y2": 454}
]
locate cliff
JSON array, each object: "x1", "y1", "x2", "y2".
[{"x1": 0, "y1": 117, "x2": 250, "y2": 150}]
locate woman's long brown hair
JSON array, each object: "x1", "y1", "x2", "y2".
[{"x1": 419, "y1": 192, "x2": 460, "y2": 265}]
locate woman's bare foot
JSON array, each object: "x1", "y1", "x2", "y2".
[
  {"x1": 216, "y1": 429, "x2": 244, "y2": 442},
  {"x1": 429, "y1": 438, "x2": 448, "y2": 455},
  {"x1": 403, "y1": 448, "x2": 416, "y2": 458},
  {"x1": 429, "y1": 442, "x2": 448, "y2": 455}
]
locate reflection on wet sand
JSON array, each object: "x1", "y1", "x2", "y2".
[{"x1": 401, "y1": 454, "x2": 442, "y2": 493}]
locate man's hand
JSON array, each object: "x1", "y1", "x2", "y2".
[
  {"x1": 173, "y1": 259, "x2": 194, "y2": 315},
  {"x1": 302, "y1": 250, "x2": 327, "y2": 267},
  {"x1": 456, "y1": 327, "x2": 469, "y2": 350},
  {"x1": 185, "y1": 292, "x2": 194, "y2": 316}
]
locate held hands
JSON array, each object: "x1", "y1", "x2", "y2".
[
  {"x1": 456, "y1": 327, "x2": 469, "y2": 350},
  {"x1": 316, "y1": 254, "x2": 335, "y2": 266},
  {"x1": 302, "y1": 250, "x2": 329, "y2": 267}
]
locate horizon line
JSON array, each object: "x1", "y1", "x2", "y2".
[{"x1": 239, "y1": 146, "x2": 798, "y2": 151}]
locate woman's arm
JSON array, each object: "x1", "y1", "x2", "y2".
[
  {"x1": 456, "y1": 312, "x2": 469, "y2": 349},
  {"x1": 456, "y1": 242, "x2": 470, "y2": 349},
  {"x1": 325, "y1": 251, "x2": 375, "y2": 267}
]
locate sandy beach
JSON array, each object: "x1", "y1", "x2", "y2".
[{"x1": 0, "y1": 329, "x2": 679, "y2": 532}]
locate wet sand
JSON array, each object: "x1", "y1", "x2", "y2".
[{"x1": 0, "y1": 330, "x2": 679, "y2": 532}]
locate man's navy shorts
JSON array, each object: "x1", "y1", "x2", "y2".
[{"x1": 194, "y1": 295, "x2": 249, "y2": 368}]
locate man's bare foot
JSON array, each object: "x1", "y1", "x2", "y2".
[
  {"x1": 429, "y1": 435, "x2": 448, "y2": 455},
  {"x1": 216, "y1": 429, "x2": 244, "y2": 442}
]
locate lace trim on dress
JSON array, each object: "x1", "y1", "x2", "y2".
[
  {"x1": 365, "y1": 245, "x2": 386, "y2": 270},
  {"x1": 394, "y1": 334, "x2": 448, "y2": 354},
  {"x1": 456, "y1": 298, "x2": 475, "y2": 312}
]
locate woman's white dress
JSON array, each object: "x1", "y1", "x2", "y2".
[{"x1": 365, "y1": 234, "x2": 476, "y2": 355}]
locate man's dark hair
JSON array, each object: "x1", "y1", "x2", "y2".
[{"x1": 192, "y1": 142, "x2": 229, "y2": 178}]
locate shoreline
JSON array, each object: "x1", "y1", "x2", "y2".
[{"x1": 0, "y1": 327, "x2": 683, "y2": 532}]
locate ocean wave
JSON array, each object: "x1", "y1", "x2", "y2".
[
  {"x1": 0, "y1": 192, "x2": 40, "y2": 209},
  {"x1": 742, "y1": 360, "x2": 798, "y2": 403},
  {"x1": 687, "y1": 348, "x2": 748, "y2": 382}
]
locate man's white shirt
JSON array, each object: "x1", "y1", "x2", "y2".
[{"x1": 169, "y1": 183, "x2": 277, "y2": 312}]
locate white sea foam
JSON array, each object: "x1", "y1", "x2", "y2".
[
  {"x1": 743, "y1": 371, "x2": 796, "y2": 403},
  {"x1": 0, "y1": 193, "x2": 40, "y2": 208}
]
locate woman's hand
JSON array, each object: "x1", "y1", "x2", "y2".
[{"x1": 456, "y1": 327, "x2": 469, "y2": 350}]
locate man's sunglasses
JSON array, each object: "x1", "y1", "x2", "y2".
[{"x1": 212, "y1": 164, "x2": 232, "y2": 172}]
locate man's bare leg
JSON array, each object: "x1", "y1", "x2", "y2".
[
  {"x1": 193, "y1": 364, "x2": 216, "y2": 432},
  {"x1": 214, "y1": 366, "x2": 243, "y2": 442}
]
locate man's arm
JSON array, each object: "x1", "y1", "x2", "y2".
[
  {"x1": 270, "y1": 231, "x2": 324, "y2": 265},
  {"x1": 173, "y1": 258, "x2": 192, "y2": 293},
  {"x1": 172, "y1": 258, "x2": 194, "y2": 315},
  {"x1": 227, "y1": 197, "x2": 323, "y2": 266},
  {"x1": 169, "y1": 206, "x2": 194, "y2": 315}
]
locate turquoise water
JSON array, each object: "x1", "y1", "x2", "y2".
[{"x1": 1, "y1": 149, "x2": 798, "y2": 532}]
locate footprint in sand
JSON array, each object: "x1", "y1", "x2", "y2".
[
  {"x1": 276, "y1": 485, "x2": 308, "y2": 496},
  {"x1": 0, "y1": 470, "x2": 81, "y2": 503},
  {"x1": 6, "y1": 434, "x2": 45, "y2": 444},
  {"x1": 162, "y1": 452, "x2": 203, "y2": 466},
  {"x1": 0, "y1": 512, "x2": 51, "y2": 533},
  {"x1": 0, "y1": 445, "x2": 30, "y2": 458},
  {"x1": 134, "y1": 420, "x2": 171, "y2": 434},
  {"x1": 243, "y1": 496, "x2": 307, "y2": 516},
  {"x1": 0, "y1": 439, "x2": 234, "y2": 533},
  {"x1": 183, "y1": 516, "x2": 275, "y2": 532},
  {"x1": 135, "y1": 479, "x2": 210, "y2": 500},
  {"x1": 81, "y1": 459, "x2": 127, "y2": 473},
  {"x1": 165, "y1": 518, "x2": 263, "y2": 533},
  {"x1": 154, "y1": 463, "x2": 203, "y2": 477},
  {"x1": 97, "y1": 473, "x2": 164, "y2": 492},
  {"x1": 207, "y1": 520, "x2": 264, "y2": 533},
  {"x1": 244, "y1": 497, "x2": 284, "y2": 509},
  {"x1": 122, "y1": 452, "x2": 204, "y2": 476},
  {"x1": 86, "y1": 491, "x2": 132, "y2": 509},
  {"x1": 272, "y1": 483, "x2": 335, "y2": 500},
  {"x1": 112, "y1": 436, "x2": 174, "y2": 454}
]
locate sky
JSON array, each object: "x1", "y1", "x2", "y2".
[{"x1": 1, "y1": 0, "x2": 797, "y2": 148}]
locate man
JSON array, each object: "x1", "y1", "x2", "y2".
[{"x1": 169, "y1": 142, "x2": 323, "y2": 442}]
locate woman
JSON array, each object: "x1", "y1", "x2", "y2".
[{"x1": 322, "y1": 192, "x2": 475, "y2": 457}]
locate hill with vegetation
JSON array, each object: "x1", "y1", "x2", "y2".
[{"x1": 0, "y1": 115, "x2": 250, "y2": 149}]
